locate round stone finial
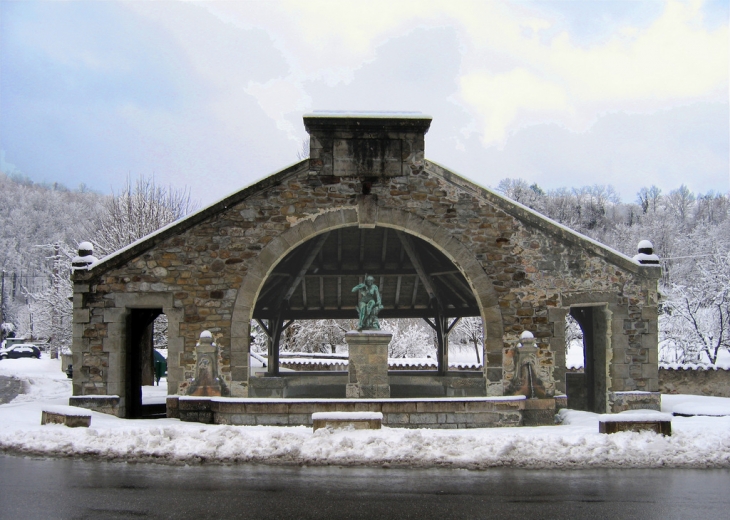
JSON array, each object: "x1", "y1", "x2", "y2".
[
  {"x1": 637, "y1": 240, "x2": 653, "y2": 254},
  {"x1": 78, "y1": 242, "x2": 94, "y2": 256},
  {"x1": 196, "y1": 330, "x2": 215, "y2": 349},
  {"x1": 71, "y1": 241, "x2": 98, "y2": 271},
  {"x1": 633, "y1": 239, "x2": 660, "y2": 265},
  {"x1": 519, "y1": 330, "x2": 536, "y2": 348}
]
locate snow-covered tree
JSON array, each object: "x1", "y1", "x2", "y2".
[
  {"x1": 19, "y1": 243, "x2": 74, "y2": 355},
  {"x1": 153, "y1": 314, "x2": 168, "y2": 350},
  {"x1": 287, "y1": 319, "x2": 351, "y2": 354},
  {"x1": 453, "y1": 317, "x2": 484, "y2": 363},
  {"x1": 87, "y1": 176, "x2": 196, "y2": 257},
  {"x1": 382, "y1": 319, "x2": 434, "y2": 358},
  {"x1": 249, "y1": 321, "x2": 268, "y2": 354},
  {"x1": 660, "y1": 250, "x2": 730, "y2": 364}
]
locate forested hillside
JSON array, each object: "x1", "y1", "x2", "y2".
[{"x1": 0, "y1": 173, "x2": 194, "y2": 352}]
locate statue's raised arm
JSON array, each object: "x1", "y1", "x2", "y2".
[{"x1": 352, "y1": 274, "x2": 383, "y2": 331}]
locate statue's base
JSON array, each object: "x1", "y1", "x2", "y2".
[
  {"x1": 187, "y1": 385, "x2": 222, "y2": 397},
  {"x1": 345, "y1": 331, "x2": 391, "y2": 399},
  {"x1": 346, "y1": 383, "x2": 390, "y2": 398}
]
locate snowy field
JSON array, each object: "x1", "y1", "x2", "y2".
[{"x1": 1, "y1": 354, "x2": 730, "y2": 469}]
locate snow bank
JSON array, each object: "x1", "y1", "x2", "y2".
[
  {"x1": 2, "y1": 357, "x2": 730, "y2": 469},
  {"x1": 599, "y1": 410, "x2": 673, "y2": 422},
  {"x1": 662, "y1": 394, "x2": 730, "y2": 417},
  {"x1": 3, "y1": 412, "x2": 730, "y2": 469},
  {"x1": 42, "y1": 405, "x2": 92, "y2": 417}
]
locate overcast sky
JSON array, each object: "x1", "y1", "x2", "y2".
[{"x1": 1, "y1": 0, "x2": 727, "y2": 206}]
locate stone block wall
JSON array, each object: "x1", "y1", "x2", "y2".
[
  {"x1": 72, "y1": 116, "x2": 660, "y2": 410},
  {"x1": 659, "y1": 367, "x2": 730, "y2": 397},
  {"x1": 205, "y1": 397, "x2": 528, "y2": 428}
]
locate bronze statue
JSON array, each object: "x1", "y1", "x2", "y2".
[{"x1": 352, "y1": 275, "x2": 383, "y2": 331}]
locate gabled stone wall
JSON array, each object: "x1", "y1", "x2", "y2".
[{"x1": 72, "y1": 114, "x2": 660, "y2": 416}]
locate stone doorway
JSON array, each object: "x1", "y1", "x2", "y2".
[
  {"x1": 125, "y1": 308, "x2": 163, "y2": 418},
  {"x1": 567, "y1": 305, "x2": 610, "y2": 413}
]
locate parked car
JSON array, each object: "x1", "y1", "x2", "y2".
[{"x1": 0, "y1": 343, "x2": 41, "y2": 360}]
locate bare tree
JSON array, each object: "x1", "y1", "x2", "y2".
[
  {"x1": 296, "y1": 138, "x2": 310, "y2": 160},
  {"x1": 287, "y1": 319, "x2": 350, "y2": 354},
  {"x1": 453, "y1": 317, "x2": 484, "y2": 364},
  {"x1": 19, "y1": 243, "x2": 74, "y2": 355},
  {"x1": 661, "y1": 250, "x2": 730, "y2": 364},
  {"x1": 88, "y1": 176, "x2": 197, "y2": 257},
  {"x1": 382, "y1": 318, "x2": 434, "y2": 358}
]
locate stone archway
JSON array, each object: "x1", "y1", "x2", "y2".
[{"x1": 229, "y1": 205, "x2": 503, "y2": 397}]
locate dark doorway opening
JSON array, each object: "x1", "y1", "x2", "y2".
[
  {"x1": 125, "y1": 308, "x2": 166, "y2": 419},
  {"x1": 567, "y1": 306, "x2": 609, "y2": 413}
]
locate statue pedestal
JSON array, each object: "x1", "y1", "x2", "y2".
[{"x1": 345, "y1": 331, "x2": 391, "y2": 398}]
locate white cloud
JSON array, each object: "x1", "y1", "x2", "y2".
[
  {"x1": 190, "y1": 0, "x2": 727, "y2": 147},
  {"x1": 459, "y1": 68, "x2": 571, "y2": 144},
  {"x1": 245, "y1": 78, "x2": 312, "y2": 141}
]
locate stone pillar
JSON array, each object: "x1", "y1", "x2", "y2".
[{"x1": 345, "y1": 331, "x2": 391, "y2": 398}]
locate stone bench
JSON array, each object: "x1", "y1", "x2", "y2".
[
  {"x1": 312, "y1": 411, "x2": 383, "y2": 431},
  {"x1": 41, "y1": 406, "x2": 92, "y2": 428},
  {"x1": 599, "y1": 410, "x2": 672, "y2": 436}
]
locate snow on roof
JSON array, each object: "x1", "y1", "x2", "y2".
[
  {"x1": 81, "y1": 159, "x2": 308, "y2": 275},
  {"x1": 633, "y1": 252, "x2": 660, "y2": 263},
  {"x1": 281, "y1": 358, "x2": 347, "y2": 366},
  {"x1": 264, "y1": 354, "x2": 483, "y2": 370},
  {"x1": 660, "y1": 362, "x2": 730, "y2": 371},
  {"x1": 305, "y1": 110, "x2": 431, "y2": 119},
  {"x1": 426, "y1": 159, "x2": 650, "y2": 269}
]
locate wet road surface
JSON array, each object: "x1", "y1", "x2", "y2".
[
  {"x1": 0, "y1": 375, "x2": 22, "y2": 404},
  {"x1": 1, "y1": 454, "x2": 729, "y2": 519}
]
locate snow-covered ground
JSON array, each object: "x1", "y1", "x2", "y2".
[{"x1": 1, "y1": 354, "x2": 730, "y2": 468}]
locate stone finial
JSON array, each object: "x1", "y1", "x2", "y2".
[
  {"x1": 633, "y1": 240, "x2": 660, "y2": 265},
  {"x1": 519, "y1": 330, "x2": 536, "y2": 348},
  {"x1": 71, "y1": 241, "x2": 98, "y2": 271}
]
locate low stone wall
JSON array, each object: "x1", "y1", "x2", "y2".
[
  {"x1": 68, "y1": 395, "x2": 120, "y2": 416},
  {"x1": 167, "y1": 396, "x2": 546, "y2": 428},
  {"x1": 248, "y1": 372, "x2": 488, "y2": 399},
  {"x1": 659, "y1": 367, "x2": 730, "y2": 397}
]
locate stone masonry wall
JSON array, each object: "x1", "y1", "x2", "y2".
[
  {"x1": 659, "y1": 367, "x2": 730, "y2": 397},
  {"x1": 73, "y1": 158, "x2": 659, "y2": 408}
]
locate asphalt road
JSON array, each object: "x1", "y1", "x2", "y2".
[
  {"x1": 1, "y1": 454, "x2": 729, "y2": 519},
  {"x1": 0, "y1": 375, "x2": 22, "y2": 404}
]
